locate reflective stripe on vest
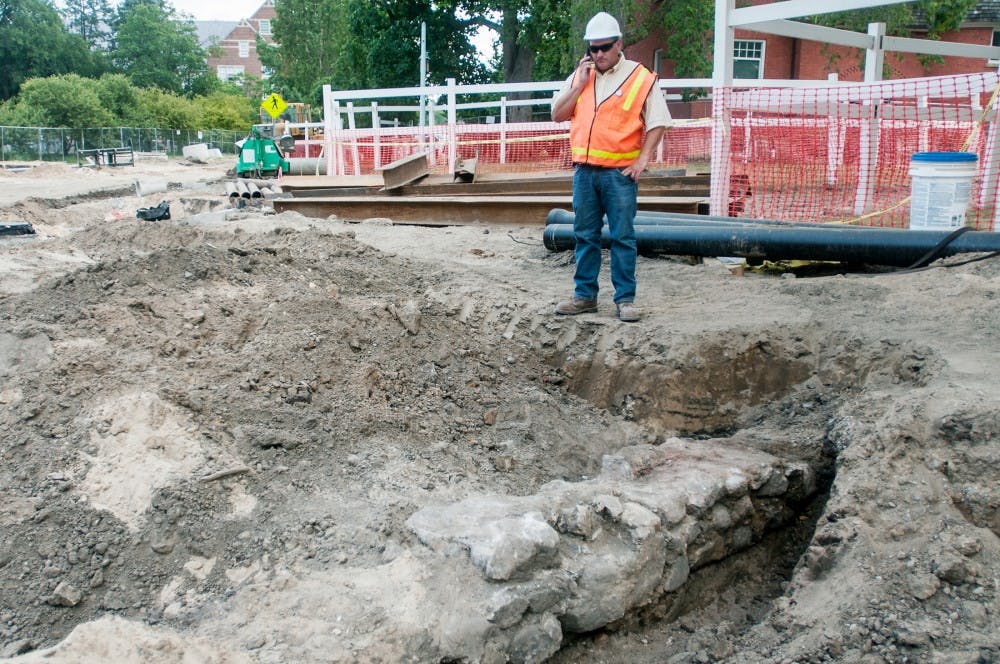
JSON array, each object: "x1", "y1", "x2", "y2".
[{"x1": 569, "y1": 64, "x2": 657, "y2": 168}]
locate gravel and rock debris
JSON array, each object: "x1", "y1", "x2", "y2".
[{"x1": 0, "y1": 160, "x2": 997, "y2": 662}]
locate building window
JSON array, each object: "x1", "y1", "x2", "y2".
[
  {"x1": 734, "y1": 39, "x2": 765, "y2": 79},
  {"x1": 993, "y1": 29, "x2": 1000, "y2": 47},
  {"x1": 217, "y1": 65, "x2": 245, "y2": 82},
  {"x1": 653, "y1": 48, "x2": 667, "y2": 77},
  {"x1": 239, "y1": 40, "x2": 250, "y2": 58},
  {"x1": 259, "y1": 19, "x2": 271, "y2": 36}
]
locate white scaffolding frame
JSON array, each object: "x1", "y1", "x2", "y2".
[{"x1": 711, "y1": 0, "x2": 1000, "y2": 222}]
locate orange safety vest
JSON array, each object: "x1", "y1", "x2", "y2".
[{"x1": 570, "y1": 64, "x2": 656, "y2": 168}]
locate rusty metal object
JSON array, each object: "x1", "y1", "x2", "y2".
[
  {"x1": 378, "y1": 152, "x2": 429, "y2": 190},
  {"x1": 283, "y1": 174, "x2": 710, "y2": 198},
  {"x1": 273, "y1": 195, "x2": 704, "y2": 225},
  {"x1": 454, "y1": 157, "x2": 478, "y2": 183}
]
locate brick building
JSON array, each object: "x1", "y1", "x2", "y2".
[
  {"x1": 196, "y1": 1, "x2": 276, "y2": 82},
  {"x1": 629, "y1": 0, "x2": 1000, "y2": 85}
]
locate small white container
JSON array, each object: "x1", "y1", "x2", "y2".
[{"x1": 908, "y1": 151, "x2": 978, "y2": 230}]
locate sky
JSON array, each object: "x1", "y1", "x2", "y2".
[{"x1": 169, "y1": 0, "x2": 264, "y2": 21}]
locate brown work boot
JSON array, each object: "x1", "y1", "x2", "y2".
[
  {"x1": 616, "y1": 301, "x2": 640, "y2": 322},
  {"x1": 554, "y1": 297, "x2": 597, "y2": 315}
]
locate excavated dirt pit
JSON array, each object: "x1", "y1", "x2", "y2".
[{"x1": 1, "y1": 162, "x2": 997, "y2": 663}]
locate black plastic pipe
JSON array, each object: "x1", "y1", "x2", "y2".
[
  {"x1": 542, "y1": 222, "x2": 1000, "y2": 267},
  {"x1": 545, "y1": 208, "x2": 882, "y2": 230}
]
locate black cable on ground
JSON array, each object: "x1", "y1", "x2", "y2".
[
  {"x1": 938, "y1": 250, "x2": 1000, "y2": 267},
  {"x1": 508, "y1": 231, "x2": 543, "y2": 246},
  {"x1": 905, "y1": 226, "x2": 971, "y2": 270}
]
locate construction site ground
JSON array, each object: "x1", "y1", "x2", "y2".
[{"x1": 0, "y1": 158, "x2": 997, "y2": 663}]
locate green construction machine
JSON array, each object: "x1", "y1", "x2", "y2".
[{"x1": 235, "y1": 127, "x2": 293, "y2": 178}]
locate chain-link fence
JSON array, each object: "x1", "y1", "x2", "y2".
[{"x1": 0, "y1": 126, "x2": 247, "y2": 163}]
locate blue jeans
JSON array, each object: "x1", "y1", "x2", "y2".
[{"x1": 571, "y1": 165, "x2": 638, "y2": 304}]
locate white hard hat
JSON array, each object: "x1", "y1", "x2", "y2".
[{"x1": 584, "y1": 12, "x2": 621, "y2": 41}]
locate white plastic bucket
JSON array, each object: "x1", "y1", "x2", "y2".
[{"x1": 908, "y1": 152, "x2": 978, "y2": 230}]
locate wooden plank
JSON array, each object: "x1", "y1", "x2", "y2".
[
  {"x1": 273, "y1": 195, "x2": 705, "y2": 225},
  {"x1": 377, "y1": 152, "x2": 429, "y2": 190}
]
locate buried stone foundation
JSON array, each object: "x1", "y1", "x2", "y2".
[{"x1": 406, "y1": 435, "x2": 820, "y2": 662}]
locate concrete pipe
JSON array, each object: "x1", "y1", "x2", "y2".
[
  {"x1": 235, "y1": 180, "x2": 251, "y2": 199},
  {"x1": 286, "y1": 158, "x2": 327, "y2": 176},
  {"x1": 135, "y1": 179, "x2": 168, "y2": 197},
  {"x1": 224, "y1": 182, "x2": 239, "y2": 200},
  {"x1": 246, "y1": 182, "x2": 262, "y2": 198}
]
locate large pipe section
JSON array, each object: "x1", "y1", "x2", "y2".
[
  {"x1": 285, "y1": 158, "x2": 327, "y2": 176},
  {"x1": 545, "y1": 208, "x2": 882, "y2": 230},
  {"x1": 542, "y1": 222, "x2": 1000, "y2": 267}
]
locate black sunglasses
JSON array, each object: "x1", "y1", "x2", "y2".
[{"x1": 588, "y1": 41, "x2": 617, "y2": 54}]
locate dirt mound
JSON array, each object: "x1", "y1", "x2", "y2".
[{"x1": 1, "y1": 167, "x2": 997, "y2": 662}]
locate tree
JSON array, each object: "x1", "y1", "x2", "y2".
[
  {"x1": 110, "y1": 1, "x2": 215, "y2": 96},
  {"x1": 94, "y1": 73, "x2": 139, "y2": 123},
  {"x1": 130, "y1": 87, "x2": 199, "y2": 128},
  {"x1": 61, "y1": 0, "x2": 113, "y2": 49},
  {"x1": 0, "y1": 0, "x2": 104, "y2": 100},
  {"x1": 194, "y1": 92, "x2": 254, "y2": 130},
  {"x1": 261, "y1": 0, "x2": 489, "y2": 107},
  {"x1": 258, "y1": 0, "x2": 349, "y2": 104},
  {"x1": 457, "y1": 0, "x2": 654, "y2": 119},
  {"x1": 337, "y1": 0, "x2": 488, "y2": 90},
  {"x1": 6, "y1": 73, "x2": 114, "y2": 127}
]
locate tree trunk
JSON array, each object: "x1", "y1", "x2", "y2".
[{"x1": 500, "y1": 12, "x2": 537, "y2": 123}]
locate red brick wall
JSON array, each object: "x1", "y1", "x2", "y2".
[
  {"x1": 624, "y1": 0, "x2": 998, "y2": 84},
  {"x1": 787, "y1": 27, "x2": 998, "y2": 81},
  {"x1": 206, "y1": 3, "x2": 276, "y2": 80}
]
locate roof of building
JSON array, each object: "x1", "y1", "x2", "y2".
[
  {"x1": 912, "y1": 1, "x2": 1000, "y2": 26},
  {"x1": 966, "y1": 1, "x2": 1000, "y2": 22},
  {"x1": 195, "y1": 20, "x2": 239, "y2": 46}
]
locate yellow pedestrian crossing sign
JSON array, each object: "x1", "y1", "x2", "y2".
[{"x1": 262, "y1": 93, "x2": 288, "y2": 119}]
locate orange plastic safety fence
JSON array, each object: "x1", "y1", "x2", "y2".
[
  {"x1": 715, "y1": 73, "x2": 1000, "y2": 230},
  {"x1": 320, "y1": 73, "x2": 1000, "y2": 230}
]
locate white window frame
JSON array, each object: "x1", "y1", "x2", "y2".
[
  {"x1": 259, "y1": 19, "x2": 271, "y2": 36},
  {"x1": 653, "y1": 48, "x2": 667, "y2": 77},
  {"x1": 239, "y1": 40, "x2": 250, "y2": 58},
  {"x1": 733, "y1": 39, "x2": 765, "y2": 79},
  {"x1": 217, "y1": 65, "x2": 245, "y2": 82}
]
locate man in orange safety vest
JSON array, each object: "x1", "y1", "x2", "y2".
[{"x1": 551, "y1": 11, "x2": 669, "y2": 322}]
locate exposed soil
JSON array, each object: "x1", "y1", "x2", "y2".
[{"x1": 0, "y1": 160, "x2": 997, "y2": 663}]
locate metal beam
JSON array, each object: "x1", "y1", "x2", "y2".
[
  {"x1": 744, "y1": 19, "x2": 876, "y2": 50},
  {"x1": 284, "y1": 174, "x2": 711, "y2": 198},
  {"x1": 272, "y1": 195, "x2": 705, "y2": 226},
  {"x1": 288, "y1": 181, "x2": 711, "y2": 199},
  {"x1": 377, "y1": 152, "x2": 429, "y2": 190},
  {"x1": 731, "y1": 0, "x2": 914, "y2": 26}
]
